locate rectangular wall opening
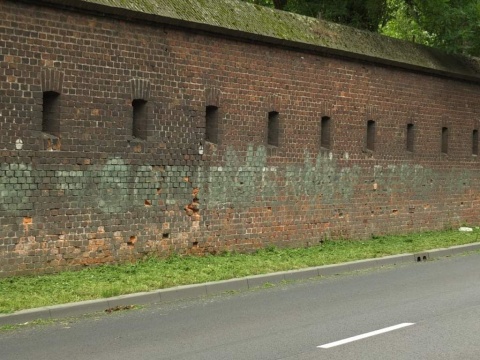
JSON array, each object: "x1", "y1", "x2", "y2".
[
  {"x1": 441, "y1": 127, "x2": 448, "y2": 154},
  {"x1": 132, "y1": 99, "x2": 147, "y2": 139},
  {"x1": 406, "y1": 123, "x2": 414, "y2": 152},
  {"x1": 366, "y1": 120, "x2": 375, "y2": 151},
  {"x1": 268, "y1": 111, "x2": 279, "y2": 147},
  {"x1": 42, "y1": 91, "x2": 60, "y2": 136},
  {"x1": 205, "y1": 105, "x2": 219, "y2": 144},
  {"x1": 473, "y1": 129, "x2": 478, "y2": 156},
  {"x1": 320, "y1": 116, "x2": 331, "y2": 150}
]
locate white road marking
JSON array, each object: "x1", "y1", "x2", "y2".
[{"x1": 318, "y1": 322, "x2": 415, "y2": 349}]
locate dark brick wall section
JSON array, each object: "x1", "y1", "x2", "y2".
[{"x1": 1, "y1": 1, "x2": 480, "y2": 276}]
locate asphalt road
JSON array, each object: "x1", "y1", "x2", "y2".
[{"x1": 1, "y1": 252, "x2": 480, "y2": 360}]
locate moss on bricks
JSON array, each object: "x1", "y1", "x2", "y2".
[{"x1": 47, "y1": 0, "x2": 480, "y2": 79}]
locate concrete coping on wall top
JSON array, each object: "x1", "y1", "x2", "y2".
[
  {"x1": 30, "y1": 0, "x2": 480, "y2": 83},
  {"x1": 1, "y1": 242, "x2": 479, "y2": 327}
]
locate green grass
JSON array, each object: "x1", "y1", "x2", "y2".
[{"x1": 1, "y1": 228, "x2": 479, "y2": 314}]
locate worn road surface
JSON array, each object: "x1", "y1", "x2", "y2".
[{"x1": 1, "y1": 252, "x2": 480, "y2": 359}]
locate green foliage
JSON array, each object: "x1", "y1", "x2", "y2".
[
  {"x1": 381, "y1": 0, "x2": 480, "y2": 56},
  {"x1": 242, "y1": 0, "x2": 480, "y2": 56},
  {"x1": 380, "y1": 0, "x2": 435, "y2": 46},
  {"x1": 295, "y1": 0, "x2": 389, "y2": 31},
  {"x1": 244, "y1": 0, "x2": 390, "y2": 31}
]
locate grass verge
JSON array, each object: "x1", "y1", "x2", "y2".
[{"x1": 1, "y1": 228, "x2": 479, "y2": 313}]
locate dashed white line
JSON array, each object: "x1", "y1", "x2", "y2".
[{"x1": 318, "y1": 322, "x2": 415, "y2": 349}]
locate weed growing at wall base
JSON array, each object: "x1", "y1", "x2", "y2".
[{"x1": 0, "y1": 228, "x2": 478, "y2": 314}]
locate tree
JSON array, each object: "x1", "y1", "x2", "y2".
[
  {"x1": 288, "y1": 0, "x2": 390, "y2": 32},
  {"x1": 381, "y1": 0, "x2": 480, "y2": 56},
  {"x1": 243, "y1": 0, "x2": 390, "y2": 31},
  {"x1": 242, "y1": 0, "x2": 480, "y2": 56}
]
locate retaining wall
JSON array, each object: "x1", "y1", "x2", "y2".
[{"x1": 1, "y1": 0, "x2": 479, "y2": 276}]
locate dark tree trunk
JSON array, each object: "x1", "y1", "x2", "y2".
[{"x1": 273, "y1": 0, "x2": 287, "y2": 10}]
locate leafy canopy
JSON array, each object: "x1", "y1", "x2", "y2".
[{"x1": 242, "y1": 0, "x2": 480, "y2": 56}]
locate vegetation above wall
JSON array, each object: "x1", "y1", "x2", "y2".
[
  {"x1": 243, "y1": 0, "x2": 480, "y2": 58},
  {"x1": 42, "y1": 0, "x2": 480, "y2": 81}
]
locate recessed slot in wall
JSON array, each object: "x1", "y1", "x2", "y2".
[
  {"x1": 441, "y1": 127, "x2": 448, "y2": 154},
  {"x1": 366, "y1": 120, "x2": 375, "y2": 151},
  {"x1": 472, "y1": 129, "x2": 478, "y2": 155},
  {"x1": 268, "y1": 111, "x2": 279, "y2": 147},
  {"x1": 42, "y1": 91, "x2": 60, "y2": 136},
  {"x1": 205, "y1": 105, "x2": 219, "y2": 144},
  {"x1": 406, "y1": 123, "x2": 414, "y2": 152},
  {"x1": 132, "y1": 99, "x2": 147, "y2": 139},
  {"x1": 320, "y1": 116, "x2": 331, "y2": 150}
]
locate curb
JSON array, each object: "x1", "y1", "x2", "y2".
[{"x1": 1, "y1": 242, "x2": 479, "y2": 326}]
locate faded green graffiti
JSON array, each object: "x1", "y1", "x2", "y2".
[
  {"x1": 97, "y1": 158, "x2": 130, "y2": 213},
  {"x1": 199, "y1": 146, "x2": 480, "y2": 209},
  {"x1": 284, "y1": 150, "x2": 358, "y2": 203},
  {"x1": 0, "y1": 163, "x2": 34, "y2": 213},
  {"x1": 200, "y1": 146, "x2": 360, "y2": 207},
  {"x1": 0, "y1": 151, "x2": 479, "y2": 217},
  {"x1": 196, "y1": 145, "x2": 268, "y2": 206}
]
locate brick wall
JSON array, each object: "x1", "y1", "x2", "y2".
[{"x1": 1, "y1": 0, "x2": 479, "y2": 276}]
